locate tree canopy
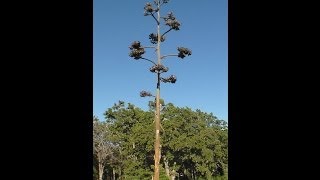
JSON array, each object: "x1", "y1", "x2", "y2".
[{"x1": 93, "y1": 101, "x2": 228, "y2": 180}]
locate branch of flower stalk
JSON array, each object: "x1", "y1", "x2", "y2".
[
  {"x1": 151, "y1": 13, "x2": 160, "y2": 25},
  {"x1": 160, "y1": 0, "x2": 169, "y2": 7},
  {"x1": 153, "y1": 0, "x2": 159, "y2": 6},
  {"x1": 160, "y1": 75, "x2": 177, "y2": 83},
  {"x1": 143, "y1": 46, "x2": 156, "y2": 49},
  {"x1": 160, "y1": 54, "x2": 178, "y2": 60},
  {"x1": 141, "y1": 57, "x2": 157, "y2": 65},
  {"x1": 140, "y1": 91, "x2": 155, "y2": 97},
  {"x1": 161, "y1": 28, "x2": 173, "y2": 37}
]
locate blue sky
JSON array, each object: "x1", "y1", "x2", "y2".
[{"x1": 94, "y1": 0, "x2": 228, "y2": 121}]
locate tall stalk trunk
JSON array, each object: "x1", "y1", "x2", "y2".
[{"x1": 154, "y1": 1, "x2": 161, "y2": 180}]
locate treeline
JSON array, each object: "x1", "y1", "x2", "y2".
[{"x1": 93, "y1": 101, "x2": 228, "y2": 180}]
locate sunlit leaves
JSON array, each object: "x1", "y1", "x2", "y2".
[{"x1": 103, "y1": 102, "x2": 228, "y2": 179}]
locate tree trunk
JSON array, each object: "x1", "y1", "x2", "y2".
[
  {"x1": 164, "y1": 157, "x2": 177, "y2": 180},
  {"x1": 119, "y1": 167, "x2": 122, "y2": 180},
  {"x1": 164, "y1": 157, "x2": 170, "y2": 177},
  {"x1": 171, "y1": 170, "x2": 176, "y2": 180},
  {"x1": 191, "y1": 170, "x2": 193, "y2": 180},
  {"x1": 193, "y1": 170, "x2": 196, "y2": 180},
  {"x1": 98, "y1": 160, "x2": 104, "y2": 180},
  {"x1": 113, "y1": 168, "x2": 116, "y2": 180}
]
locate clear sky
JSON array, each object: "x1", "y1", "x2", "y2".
[{"x1": 94, "y1": 0, "x2": 228, "y2": 121}]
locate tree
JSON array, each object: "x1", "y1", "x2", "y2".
[
  {"x1": 104, "y1": 102, "x2": 228, "y2": 180},
  {"x1": 128, "y1": 1, "x2": 192, "y2": 179},
  {"x1": 105, "y1": 102, "x2": 155, "y2": 179},
  {"x1": 93, "y1": 116, "x2": 116, "y2": 180},
  {"x1": 160, "y1": 104, "x2": 228, "y2": 179}
]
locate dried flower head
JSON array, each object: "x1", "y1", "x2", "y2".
[
  {"x1": 150, "y1": 64, "x2": 169, "y2": 73},
  {"x1": 144, "y1": 3, "x2": 158, "y2": 15},
  {"x1": 129, "y1": 41, "x2": 145, "y2": 60},
  {"x1": 129, "y1": 41, "x2": 141, "y2": 50},
  {"x1": 177, "y1": 47, "x2": 192, "y2": 59},
  {"x1": 144, "y1": 3, "x2": 154, "y2": 13},
  {"x1": 164, "y1": 12, "x2": 175, "y2": 21},
  {"x1": 161, "y1": 75, "x2": 177, "y2": 83},
  {"x1": 140, "y1": 91, "x2": 154, "y2": 97},
  {"x1": 149, "y1": 33, "x2": 165, "y2": 44},
  {"x1": 164, "y1": 12, "x2": 180, "y2": 30}
]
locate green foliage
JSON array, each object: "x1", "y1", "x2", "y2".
[
  {"x1": 160, "y1": 104, "x2": 228, "y2": 178},
  {"x1": 103, "y1": 101, "x2": 155, "y2": 179},
  {"x1": 148, "y1": 98, "x2": 165, "y2": 111},
  {"x1": 159, "y1": 166, "x2": 170, "y2": 180},
  {"x1": 96, "y1": 101, "x2": 228, "y2": 179}
]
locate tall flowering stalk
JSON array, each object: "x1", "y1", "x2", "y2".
[{"x1": 128, "y1": 1, "x2": 191, "y2": 179}]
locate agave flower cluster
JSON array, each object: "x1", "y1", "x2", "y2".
[
  {"x1": 177, "y1": 47, "x2": 192, "y2": 59},
  {"x1": 129, "y1": 0, "x2": 191, "y2": 100},
  {"x1": 164, "y1": 12, "x2": 180, "y2": 30},
  {"x1": 140, "y1": 91, "x2": 154, "y2": 97},
  {"x1": 161, "y1": 75, "x2": 177, "y2": 83},
  {"x1": 129, "y1": 41, "x2": 145, "y2": 60},
  {"x1": 149, "y1": 33, "x2": 165, "y2": 44},
  {"x1": 150, "y1": 64, "x2": 169, "y2": 73},
  {"x1": 144, "y1": 3, "x2": 159, "y2": 16}
]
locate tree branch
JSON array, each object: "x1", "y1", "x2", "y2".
[
  {"x1": 151, "y1": 13, "x2": 160, "y2": 25},
  {"x1": 141, "y1": 57, "x2": 157, "y2": 65},
  {"x1": 143, "y1": 46, "x2": 156, "y2": 49},
  {"x1": 161, "y1": 28, "x2": 173, "y2": 37},
  {"x1": 160, "y1": 54, "x2": 178, "y2": 60},
  {"x1": 160, "y1": 123, "x2": 165, "y2": 133},
  {"x1": 159, "y1": 1, "x2": 167, "y2": 8}
]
